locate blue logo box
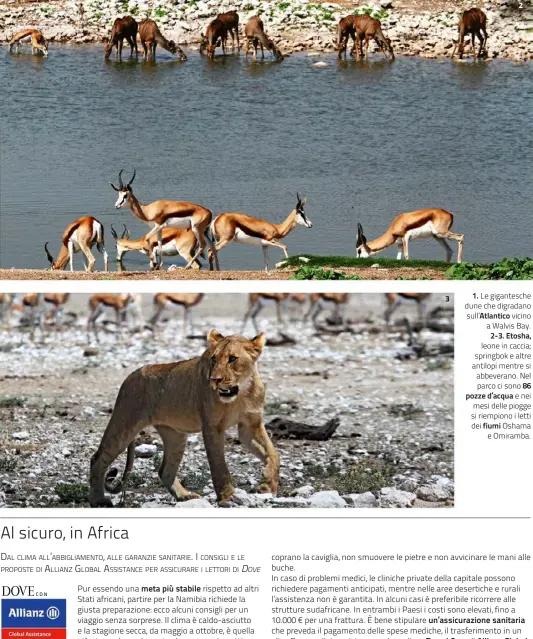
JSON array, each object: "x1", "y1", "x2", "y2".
[{"x1": 1, "y1": 599, "x2": 66, "y2": 628}]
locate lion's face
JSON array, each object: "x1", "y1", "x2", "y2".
[{"x1": 207, "y1": 330, "x2": 265, "y2": 403}]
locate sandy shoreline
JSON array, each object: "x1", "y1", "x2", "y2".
[
  {"x1": 1, "y1": 0, "x2": 532, "y2": 61},
  {"x1": 0, "y1": 266, "x2": 448, "y2": 280}
]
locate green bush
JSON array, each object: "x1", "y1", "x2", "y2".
[
  {"x1": 353, "y1": 3, "x2": 389, "y2": 21},
  {"x1": 446, "y1": 258, "x2": 533, "y2": 280},
  {"x1": 291, "y1": 266, "x2": 362, "y2": 280},
  {"x1": 332, "y1": 460, "x2": 394, "y2": 494},
  {"x1": 55, "y1": 483, "x2": 89, "y2": 504},
  {"x1": 0, "y1": 396, "x2": 26, "y2": 408}
]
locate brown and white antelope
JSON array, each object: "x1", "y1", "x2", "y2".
[
  {"x1": 242, "y1": 293, "x2": 306, "y2": 333},
  {"x1": 304, "y1": 293, "x2": 349, "y2": 328},
  {"x1": 87, "y1": 294, "x2": 137, "y2": 342},
  {"x1": 104, "y1": 16, "x2": 138, "y2": 60},
  {"x1": 200, "y1": 17, "x2": 229, "y2": 59},
  {"x1": 43, "y1": 293, "x2": 71, "y2": 327},
  {"x1": 45, "y1": 216, "x2": 109, "y2": 272},
  {"x1": 149, "y1": 293, "x2": 204, "y2": 337},
  {"x1": 109, "y1": 170, "x2": 219, "y2": 270},
  {"x1": 111, "y1": 225, "x2": 202, "y2": 271},
  {"x1": 452, "y1": 8, "x2": 488, "y2": 60},
  {"x1": 139, "y1": 19, "x2": 187, "y2": 61},
  {"x1": 336, "y1": 15, "x2": 358, "y2": 59},
  {"x1": 208, "y1": 195, "x2": 312, "y2": 271},
  {"x1": 9, "y1": 29, "x2": 48, "y2": 56},
  {"x1": 356, "y1": 209, "x2": 464, "y2": 263},
  {"x1": 245, "y1": 16, "x2": 283, "y2": 61},
  {"x1": 384, "y1": 293, "x2": 431, "y2": 325}
]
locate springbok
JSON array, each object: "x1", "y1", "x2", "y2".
[
  {"x1": 304, "y1": 293, "x2": 349, "y2": 328},
  {"x1": 200, "y1": 18, "x2": 229, "y2": 59},
  {"x1": 104, "y1": 16, "x2": 138, "y2": 60},
  {"x1": 356, "y1": 209, "x2": 464, "y2": 263},
  {"x1": 384, "y1": 293, "x2": 431, "y2": 325},
  {"x1": 109, "y1": 170, "x2": 219, "y2": 270},
  {"x1": 138, "y1": 19, "x2": 187, "y2": 61},
  {"x1": 452, "y1": 8, "x2": 488, "y2": 60},
  {"x1": 353, "y1": 15, "x2": 394, "y2": 60},
  {"x1": 242, "y1": 293, "x2": 306, "y2": 333},
  {"x1": 217, "y1": 11, "x2": 240, "y2": 50},
  {"x1": 111, "y1": 225, "x2": 202, "y2": 271},
  {"x1": 45, "y1": 216, "x2": 109, "y2": 272},
  {"x1": 21, "y1": 294, "x2": 44, "y2": 340},
  {"x1": 9, "y1": 29, "x2": 48, "y2": 56},
  {"x1": 87, "y1": 294, "x2": 137, "y2": 342},
  {"x1": 245, "y1": 16, "x2": 283, "y2": 61},
  {"x1": 0, "y1": 294, "x2": 14, "y2": 327},
  {"x1": 208, "y1": 195, "x2": 312, "y2": 271},
  {"x1": 43, "y1": 293, "x2": 71, "y2": 327},
  {"x1": 149, "y1": 294, "x2": 204, "y2": 337}
]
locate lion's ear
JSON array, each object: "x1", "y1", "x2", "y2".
[
  {"x1": 208, "y1": 329, "x2": 224, "y2": 347},
  {"x1": 248, "y1": 333, "x2": 265, "y2": 359}
]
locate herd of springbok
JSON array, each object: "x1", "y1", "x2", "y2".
[
  {"x1": 0, "y1": 292, "x2": 431, "y2": 341},
  {"x1": 8, "y1": 7, "x2": 489, "y2": 62},
  {"x1": 41, "y1": 169, "x2": 464, "y2": 273}
]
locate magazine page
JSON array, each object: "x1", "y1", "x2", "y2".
[{"x1": 0, "y1": 0, "x2": 532, "y2": 637}]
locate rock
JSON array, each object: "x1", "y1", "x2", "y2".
[
  {"x1": 62, "y1": 448, "x2": 72, "y2": 457},
  {"x1": 379, "y1": 487, "x2": 416, "y2": 508},
  {"x1": 135, "y1": 444, "x2": 158, "y2": 458},
  {"x1": 175, "y1": 498, "x2": 214, "y2": 508},
  {"x1": 292, "y1": 485, "x2": 315, "y2": 498},
  {"x1": 229, "y1": 488, "x2": 269, "y2": 507},
  {"x1": 416, "y1": 485, "x2": 450, "y2": 502},
  {"x1": 344, "y1": 492, "x2": 377, "y2": 508},
  {"x1": 312, "y1": 61, "x2": 329, "y2": 67},
  {"x1": 381, "y1": 0, "x2": 394, "y2": 8},
  {"x1": 432, "y1": 476, "x2": 454, "y2": 494},
  {"x1": 308, "y1": 490, "x2": 346, "y2": 508},
  {"x1": 12, "y1": 431, "x2": 30, "y2": 440},
  {"x1": 271, "y1": 496, "x2": 310, "y2": 508},
  {"x1": 397, "y1": 477, "x2": 420, "y2": 493}
]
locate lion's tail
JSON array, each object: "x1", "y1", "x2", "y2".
[{"x1": 104, "y1": 442, "x2": 135, "y2": 494}]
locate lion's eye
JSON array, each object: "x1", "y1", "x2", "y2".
[{"x1": 228, "y1": 355, "x2": 237, "y2": 363}]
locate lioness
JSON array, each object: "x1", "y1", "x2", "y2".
[{"x1": 89, "y1": 330, "x2": 279, "y2": 507}]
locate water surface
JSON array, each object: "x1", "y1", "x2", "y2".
[{"x1": 1, "y1": 47, "x2": 532, "y2": 270}]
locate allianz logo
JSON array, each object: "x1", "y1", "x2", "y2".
[{"x1": 7, "y1": 607, "x2": 60, "y2": 620}]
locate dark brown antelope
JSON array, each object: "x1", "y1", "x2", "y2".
[
  {"x1": 245, "y1": 16, "x2": 283, "y2": 61},
  {"x1": 336, "y1": 15, "x2": 357, "y2": 59},
  {"x1": 139, "y1": 19, "x2": 187, "y2": 61},
  {"x1": 45, "y1": 216, "x2": 108, "y2": 272},
  {"x1": 9, "y1": 29, "x2": 48, "y2": 56},
  {"x1": 110, "y1": 170, "x2": 219, "y2": 270},
  {"x1": 217, "y1": 10, "x2": 240, "y2": 50},
  {"x1": 200, "y1": 18, "x2": 228, "y2": 59},
  {"x1": 104, "y1": 16, "x2": 138, "y2": 60},
  {"x1": 353, "y1": 15, "x2": 395, "y2": 60},
  {"x1": 452, "y1": 8, "x2": 488, "y2": 60}
]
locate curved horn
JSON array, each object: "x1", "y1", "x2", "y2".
[
  {"x1": 118, "y1": 169, "x2": 125, "y2": 189},
  {"x1": 296, "y1": 192, "x2": 300, "y2": 202},
  {"x1": 44, "y1": 242, "x2": 54, "y2": 265},
  {"x1": 122, "y1": 224, "x2": 128, "y2": 239},
  {"x1": 127, "y1": 169, "x2": 136, "y2": 188},
  {"x1": 110, "y1": 224, "x2": 118, "y2": 240}
]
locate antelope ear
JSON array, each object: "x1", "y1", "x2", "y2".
[
  {"x1": 248, "y1": 333, "x2": 266, "y2": 359},
  {"x1": 110, "y1": 182, "x2": 119, "y2": 192},
  {"x1": 208, "y1": 329, "x2": 224, "y2": 347},
  {"x1": 300, "y1": 198, "x2": 307, "y2": 206}
]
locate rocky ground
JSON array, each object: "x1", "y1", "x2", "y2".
[
  {"x1": 0, "y1": 293, "x2": 454, "y2": 509},
  {"x1": 0, "y1": 265, "x2": 448, "y2": 280},
  {"x1": 0, "y1": 0, "x2": 532, "y2": 60}
]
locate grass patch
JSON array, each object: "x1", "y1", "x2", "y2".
[
  {"x1": 353, "y1": 3, "x2": 389, "y2": 21},
  {"x1": 281, "y1": 255, "x2": 450, "y2": 270},
  {"x1": 154, "y1": 7, "x2": 168, "y2": 17},
  {"x1": 446, "y1": 257, "x2": 533, "y2": 280},
  {"x1": 0, "y1": 396, "x2": 27, "y2": 408},
  {"x1": 181, "y1": 468, "x2": 212, "y2": 492},
  {"x1": 332, "y1": 460, "x2": 394, "y2": 494},
  {"x1": 291, "y1": 266, "x2": 363, "y2": 280},
  {"x1": 55, "y1": 483, "x2": 89, "y2": 504}
]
